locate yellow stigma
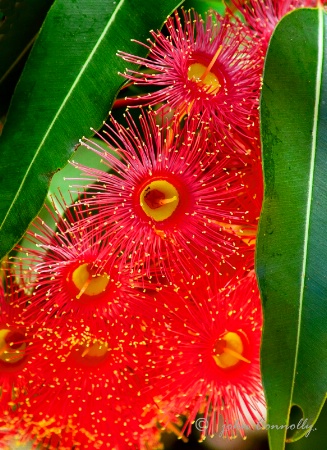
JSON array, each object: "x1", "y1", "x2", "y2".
[
  {"x1": 140, "y1": 180, "x2": 179, "y2": 222},
  {"x1": 212, "y1": 331, "x2": 251, "y2": 369},
  {"x1": 0, "y1": 329, "x2": 26, "y2": 364},
  {"x1": 72, "y1": 263, "x2": 110, "y2": 299}
]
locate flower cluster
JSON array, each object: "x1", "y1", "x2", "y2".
[{"x1": 0, "y1": 2, "x2": 319, "y2": 449}]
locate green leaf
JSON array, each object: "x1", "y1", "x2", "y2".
[
  {"x1": 15, "y1": 140, "x2": 119, "y2": 272},
  {"x1": 0, "y1": 0, "x2": 182, "y2": 261},
  {"x1": 48, "y1": 137, "x2": 119, "y2": 212},
  {"x1": 0, "y1": 0, "x2": 54, "y2": 116},
  {"x1": 182, "y1": 0, "x2": 225, "y2": 16},
  {"x1": 0, "y1": 0, "x2": 53, "y2": 82},
  {"x1": 257, "y1": 7, "x2": 327, "y2": 450},
  {"x1": 286, "y1": 400, "x2": 327, "y2": 449}
]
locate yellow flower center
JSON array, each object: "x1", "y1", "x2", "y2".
[
  {"x1": 188, "y1": 63, "x2": 221, "y2": 94},
  {"x1": 0, "y1": 329, "x2": 26, "y2": 364},
  {"x1": 212, "y1": 331, "x2": 251, "y2": 369},
  {"x1": 140, "y1": 179, "x2": 179, "y2": 222},
  {"x1": 188, "y1": 46, "x2": 223, "y2": 95},
  {"x1": 71, "y1": 263, "x2": 110, "y2": 300}
]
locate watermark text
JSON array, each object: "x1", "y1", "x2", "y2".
[{"x1": 194, "y1": 417, "x2": 316, "y2": 438}]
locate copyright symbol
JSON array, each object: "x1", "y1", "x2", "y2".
[{"x1": 195, "y1": 418, "x2": 208, "y2": 432}]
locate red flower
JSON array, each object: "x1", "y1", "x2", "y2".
[
  {"x1": 11, "y1": 194, "x2": 158, "y2": 329},
  {"x1": 231, "y1": 0, "x2": 319, "y2": 50},
  {"x1": 118, "y1": 9, "x2": 263, "y2": 137},
  {"x1": 138, "y1": 402, "x2": 188, "y2": 449},
  {"x1": 71, "y1": 112, "x2": 252, "y2": 278},
  {"x1": 219, "y1": 151, "x2": 263, "y2": 249},
  {"x1": 0, "y1": 271, "x2": 46, "y2": 426},
  {"x1": 145, "y1": 270, "x2": 265, "y2": 440},
  {"x1": 20, "y1": 320, "x2": 156, "y2": 450}
]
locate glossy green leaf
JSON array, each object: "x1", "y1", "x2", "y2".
[
  {"x1": 0, "y1": 0, "x2": 182, "y2": 260},
  {"x1": 0, "y1": 0, "x2": 54, "y2": 116},
  {"x1": 257, "y1": 7, "x2": 327, "y2": 450},
  {"x1": 0, "y1": 0, "x2": 53, "y2": 81}
]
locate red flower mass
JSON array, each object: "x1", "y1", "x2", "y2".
[
  {"x1": 9, "y1": 194, "x2": 159, "y2": 330},
  {"x1": 71, "y1": 112, "x2": 257, "y2": 279},
  {"x1": 18, "y1": 321, "x2": 156, "y2": 450},
  {"x1": 147, "y1": 270, "x2": 264, "y2": 441},
  {"x1": 0, "y1": 3, "x2": 271, "y2": 449},
  {"x1": 231, "y1": 0, "x2": 320, "y2": 49},
  {"x1": 0, "y1": 273, "x2": 50, "y2": 429},
  {"x1": 118, "y1": 9, "x2": 264, "y2": 138}
]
